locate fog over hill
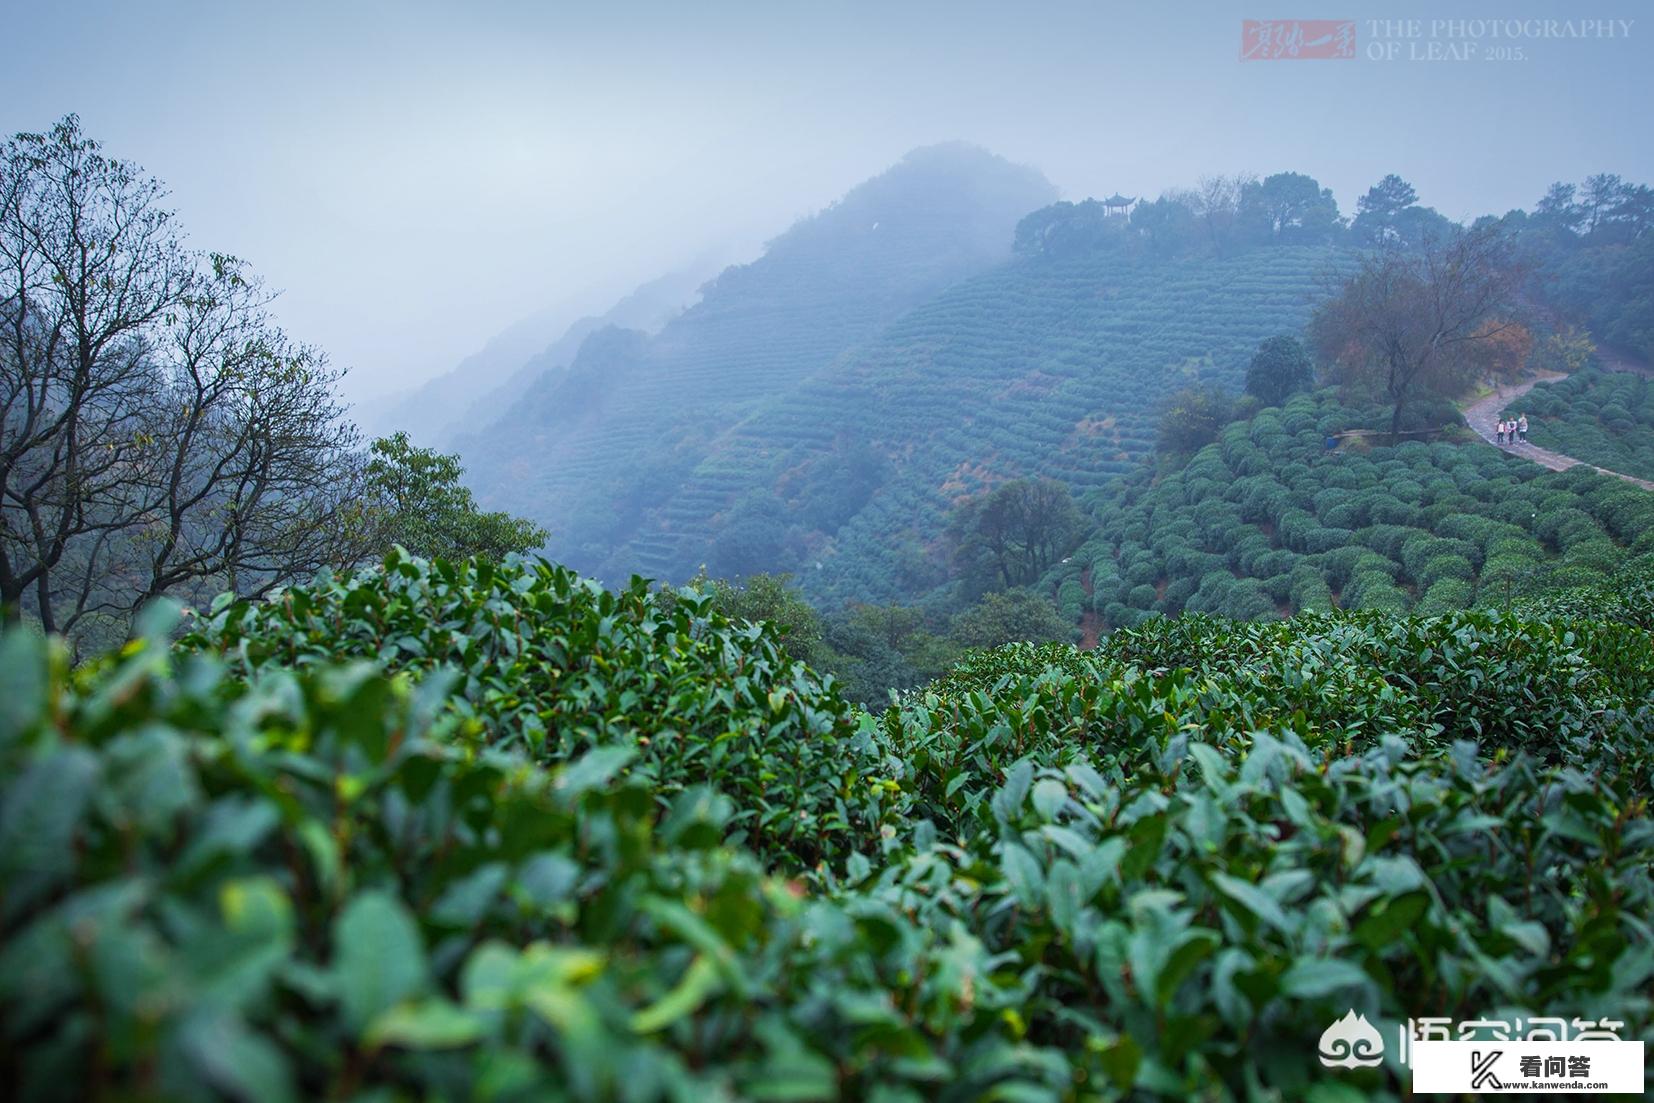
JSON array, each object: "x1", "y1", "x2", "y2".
[
  {"x1": 457, "y1": 142, "x2": 1057, "y2": 575},
  {"x1": 362, "y1": 262, "x2": 721, "y2": 446},
  {"x1": 355, "y1": 305, "x2": 586, "y2": 444}
]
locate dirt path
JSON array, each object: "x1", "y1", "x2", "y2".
[
  {"x1": 1078, "y1": 565, "x2": 1102, "y2": 649},
  {"x1": 1462, "y1": 372, "x2": 1654, "y2": 493}
]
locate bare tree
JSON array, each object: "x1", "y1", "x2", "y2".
[
  {"x1": 1190, "y1": 173, "x2": 1255, "y2": 255},
  {"x1": 1310, "y1": 222, "x2": 1523, "y2": 442},
  {"x1": 1, "y1": 116, "x2": 367, "y2": 642}
]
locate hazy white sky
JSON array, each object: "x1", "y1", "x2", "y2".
[{"x1": 6, "y1": 0, "x2": 1650, "y2": 404}]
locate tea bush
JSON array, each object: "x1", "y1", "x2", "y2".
[
  {"x1": 3, "y1": 553, "x2": 1653, "y2": 1101},
  {"x1": 180, "y1": 551, "x2": 877, "y2": 870},
  {"x1": 0, "y1": 615, "x2": 988, "y2": 1101}
]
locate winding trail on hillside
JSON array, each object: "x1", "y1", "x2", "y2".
[{"x1": 1461, "y1": 365, "x2": 1654, "y2": 493}]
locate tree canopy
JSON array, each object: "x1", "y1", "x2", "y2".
[
  {"x1": 949, "y1": 478, "x2": 1083, "y2": 596},
  {"x1": 363, "y1": 432, "x2": 547, "y2": 563},
  {"x1": 1236, "y1": 172, "x2": 1343, "y2": 244},
  {"x1": 0, "y1": 117, "x2": 548, "y2": 646},
  {"x1": 948, "y1": 586, "x2": 1072, "y2": 648},
  {"x1": 1244, "y1": 335, "x2": 1315, "y2": 406},
  {"x1": 1156, "y1": 385, "x2": 1235, "y2": 456},
  {"x1": 1348, "y1": 174, "x2": 1453, "y2": 247}
]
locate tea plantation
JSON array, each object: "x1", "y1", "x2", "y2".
[
  {"x1": 690, "y1": 245, "x2": 1351, "y2": 605},
  {"x1": 1051, "y1": 390, "x2": 1654, "y2": 630},
  {"x1": 1503, "y1": 367, "x2": 1654, "y2": 482},
  {"x1": 3, "y1": 548, "x2": 1652, "y2": 1101}
]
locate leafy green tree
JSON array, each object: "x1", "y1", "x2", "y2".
[
  {"x1": 706, "y1": 491, "x2": 791, "y2": 579},
  {"x1": 1129, "y1": 195, "x2": 1201, "y2": 255},
  {"x1": 704, "y1": 572, "x2": 826, "y2": 666},
  {"x1": 819, "y1": 601, "x2": 960, "y2": 704},
  {"x1": 789, "y1": 436, "x2": 886, "y2": 532},
  {"x1": 1348, "y1": 174, "x2": 1459, "y2": 249},
  {"x1": 1351, "y1": 173, "x2": 1417, "y2": 245},
  {"x1": 1244, "y1": 335, "x2": 1315, "y2": 406},
  {"x1": 1236, "y1": 172, "x2": 1342, "y2": 244},
  {"x1": 1356, "y1": 174, "x2": 1417, "y2": 222},
  {"x1": 949, "y1": 588, "x2": 1072, "y2": 649},
  {"x1": 1579, "y1": 173, "x2": 1627, "y2": 235},
  {"x1": 1601, "y1": 182, "x2": 1654, "y2": 241},
  {"x1": 1156, "y1": 385, "x2": 1234, "y2": 456},
  {"x1": 949, "y1": 479, "x2": 1083, "y2": 594},
  {"x1": 1013, "y1": 199, "x2": 1128, "y2": 257},
  {"x1": 364, "y1": 433, "x2": 546, "y2": 561},
  {"x1": 1534, "y1": 182, "x2": 1584, "y2": 232}
]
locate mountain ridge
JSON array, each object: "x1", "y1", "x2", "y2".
[{"x1": 459, "y1": 142, "x2": 1060, "y2": 575}]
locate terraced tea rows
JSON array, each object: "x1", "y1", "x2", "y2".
[
  {"x1": 1050, "y1": 390, "x2": 1654, "y2": 630},
  {"x1": 770, "y1": 246, "x2": 1351, "y2": 603}
]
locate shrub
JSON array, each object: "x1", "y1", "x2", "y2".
[
  {"x1": 1288, "y1": 566, "x2": 1335, "y2": 611},
  {"x1": 0, "y1": 595, "x2": 909, "y2": 1102},
  {"x1": 1230, "y1": 530, "x2": 1275, "y2": 574},
  {"x1": 1355, "y1": 523, "x2": 1418, "y2": 561},
  {"x1": 1345, "y1": 570, "x2": 1411, "y2": 612},
  {"x1": 1398, "y1": 535, "x2": 1473, "y2": 581},
  {"x1": 1303, "y1": 526, "x2": 1355, "y2": 554},
  {"x1": 1220, "y1": 578, "x2": 1277, "y2": 620},
  {"x1": 1418, "y1": 553, "x2": 1474, "y2": 589},
  {"x1": 185, "y1": 551, "x2": 866, "y2": 867},
  {"x1": 1415, "y1": 577, "x2": 1474, "y2": 614},
  {"x1": 1565, "y1": 537, "x2": 1626, "y2": 575},
  {"x1": 1127, "y1": 583, "x2": 1158, "y2": 609}
]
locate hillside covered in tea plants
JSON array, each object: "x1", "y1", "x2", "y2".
[
  {"x1": 1047, "y1": 389, "x2": 1654, "y2": 632},
  {"x1": 699, "y1": 243, "x2": 1349, "y2": 607},
  {"x1": 3, "y1": 549, "x2": 1652, "y2": 1101},
  {"x1": 454, "y1": 159, "x2": 1358, "y2": 599}
]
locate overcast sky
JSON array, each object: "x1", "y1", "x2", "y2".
[{"x1": 6, "y1": 0, "x2": 1650, "y2": 405}]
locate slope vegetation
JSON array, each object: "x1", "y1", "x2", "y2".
[
  {"x1": 592, "y1": 242, "x2": 1348, "y2": 602},
  {"x1": 788, "y1": 245, "x2": 1348, "y2": 604}
]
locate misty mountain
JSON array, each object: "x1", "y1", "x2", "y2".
[
  {"x1": 459, "y1": 142, "x2": 1058, "y2": 574},
  {"x1": 362, "y1": 264, "x2": 714, "y2": 447},
  {"x1": 356, "y1": 304, "x2": 585, "y2": 444},
  {"x1": 444, "y1": 266, "x2": 715, "y2": 449}
]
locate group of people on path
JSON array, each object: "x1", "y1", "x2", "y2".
[{"x1": 1497, "y1": 413, "x2": 1529, "y2": 445}]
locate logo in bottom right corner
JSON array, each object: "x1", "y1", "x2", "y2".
[
  {"x1": 1317, "y1": 1011, "x2": 1646, "y2": 1094},
  {"x1": 1412, "y1": 1041, "x2": 1645, "y2": 1094}
]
